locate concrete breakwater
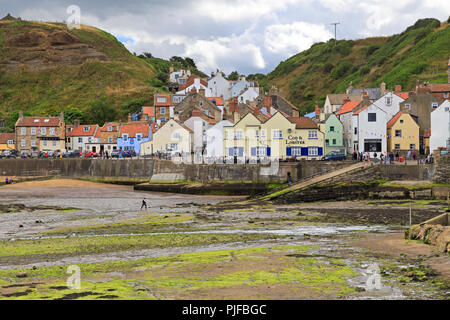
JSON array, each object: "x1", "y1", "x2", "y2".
[{"x1": 0, "y1": 158, "x2": 354, "y2": 183}]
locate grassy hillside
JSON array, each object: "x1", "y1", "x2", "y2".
[
  {"x1": 0, "y1": 19, "x2": 158, "y2": 129},
  {"x1": 260, "y1": 18, "x2": 450, "y2": 115}
]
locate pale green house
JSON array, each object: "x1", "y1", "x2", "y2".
[{"x1": 318, "y1": 113, "x2": 345, "y2": 155}]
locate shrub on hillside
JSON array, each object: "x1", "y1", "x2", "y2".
[
  {"x1": 366, "y1": 45, "x2": 380, "y2": 57},
  {"x1": 323, "y1": 62, "x2": 334, "y2": 73},
  {"x1": 359, "y1": 66, "x2": 371, "y2": 75},
  {"x1": 336, "y1": 41, "x2": 351, "y2": 56},
  {"x1": 331, "y1": 61, "x2": 352, "y2": 79}
]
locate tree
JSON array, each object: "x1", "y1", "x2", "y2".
[
  {"x1": 170, "y1": 56, "x2": 185, "y2": 65},
  {"x1": 184, "y1": 57, "x2": 196, "y2": 69},
  {"x1": 120, "y1": 98, "x2": 147, "y2": 116},
  {"x1": 157, "y1": 72, "x2": 169, "y2": 84},
  {"x1": 5, "y1": 110, "x2": 31, "y2": 131},
  {"x1": 64, "y1": 107, "x2": 84, "y2": 125},
  {"x1": 86, "y1": 97, "x2": 116, "y2": 126},
  {"x1": 228, "y1": 71, "x2": 239, "y2": 81}
]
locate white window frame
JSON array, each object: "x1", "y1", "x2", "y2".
[
  {"x1": 21, "y1": 139, "x2": 26, "y2": 147},
  {"x1": 234, "y1": 130, "x2": 243, "y2": 140},
  {"x1": 291, "y1": 147, "x2": 302, "y2": 156},
  {"x1": 308, "y1": 147, "x2": 319, "y2": 156},
  {"x1": 123, "y1": 134, "x2": 129, "y2": 142},
  {"x1": 41, "y1": 127, "x2": 46, "y2": 135},
  {"x1": 308, "y1": 130, "x2": 318, "y2": 139},
  {"x1": 31, "y1": 127, "x2": 36, "y2": 135},
  {"x1": 43, "y1": 140, "x2": 47, "y2": 147},
  {"x1": 21, "y1": 127, "x2": 26, "y2": 136},
  {"x1": 31, "y1": 140, "x2": 36, "y2": 147},
  {"x1": 49, "y1": 128, "x2": 55, "y2": 136},
  {"x1": 255, "y1": 146, "x2": 266, "y2": 157},
  {"x1": 108, "y1": 137, "x2": 113, "y2": 143},
  {"x1": 7, "y1": 139, "x2": 13, "y2": 145},
  {"x1": 136, "y1": 134, "x2": 142, "y2": 142},
  {"x1": 272, "y1": 130, "x2": 283, "y2": 139},
  {"x1": 395, "y1": 130, "x2": 402, "y2": 138},
  {"x1": 84, "y1": 126, "x2": 90, "y2": 132}
]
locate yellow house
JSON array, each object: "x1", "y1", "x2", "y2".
[
  {"x1": 223, "y1": 111, "x2": 324, "y2": 160},
  {"x1": 387, "y1": 111, "x2": 420, "y2": 153},
  {"x1": 0, "y1": 133, "x2": 15, "y2": 152},
  {"x1": 140, "y1": 119, "x2": 193, "y2": 156}
]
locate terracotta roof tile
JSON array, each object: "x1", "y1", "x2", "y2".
[
  {"x1": 387, "y1": 111, "x2": 402, "y2": 129},
  {"x1": 353, "y1": 105, "x2": 370, "y2": 115},
  {"x1": 119, "y1": 122, "x2": 150, "y2": 138},
  {"x1": 67, "y1": 125, "x2": 98, "y2": 137},
  {"x1": 142, "y1": 106, "x2": 155, "y2": 117},
  {"x1": 336, "y1": 100, "x2": 361, "y2": 115},
  {"x1": 0, "y1": 133, "x2": 15, "y2": 144},
  {"x1": 208, "y1": 97, "x2": 224, "y2": 106},
  {"x1": 16, "y1": 117, "x2": 61, "y2": 127},
  {"x1": 287, "y1": 117, "x2": 318, "y2": 129},
  {"x1": 394, "y1": 92, "x2": 409, "y2": 100}
]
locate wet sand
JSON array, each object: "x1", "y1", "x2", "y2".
[{"x1": 0, "y1": 179, "x2": 448, "y2": 300}]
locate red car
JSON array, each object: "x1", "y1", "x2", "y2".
[{"x1": 83, "y1": 151, "x2": 99, "y2": 158}]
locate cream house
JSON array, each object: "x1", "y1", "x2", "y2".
[{"x1": 140, "y1": 119, "x2": 193, "y2": 156}]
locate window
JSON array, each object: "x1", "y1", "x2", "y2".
[
  {"x1": 444, "y1": 93, "x2": 449, "y2": 98},
  {"x1": 170, "y1": 143, "x2": 178, "y2": 150},
  {"x1": 44, "y1": 119, "x2": 49, "y2": 123},
  {"x1": 21, "y1": 127, "x2": 26, "y2": 135},
  {"x1": 136, "y1": 134, "x2": 142, "y2": 142},
  {"x1": 161, "y1": 117, "x2": 166, "y2": 123},
  {"x1": 7, "y1": 140, "x2": 13, "y2": 145},
  {"x1": 395, "y1": 130, "x2": 402, "y2": 138},
  {"x1": 385, "y1": 97, "x2": 392, "y2": 105},
  {"x1": 21, "y1": 139, "x2": 26, "y2": 147},
  {"x1": 78, "y1": 137, "x2": 82, "y2": 143},
  {"x1": 368, "y1": 113, "x2": 377, "y2": 122},
  {"x1": 84, "y1": 126, "x2": 90, "y2": 132},
  {"x1": 88, "y1": 138, "x2": 92, "y2": 143},
  {"x1": 31, "y1": 127, "x2": 36, "y2": 135},
  {"x1": 405, "y1": 104, "x2": 411, "y2": 109},
  {"x1": 395, "y1": 144, "x2": 400, "y2": 150},
  {"x1": 291, "y1": 147, "x2": 302, "y2": 156},
  {"x1": 329, "y1": 126, "x2": 335, "y2": 132},
  {"x1": 256, "y1": 147, "x2": 266, "y2": 156},
  {"x1": 108, "y1": 137, "x2": 113, "y2": 143},
  {"x1": 173, "y1": 132, "x2": 181, "y2": 139},
  {"x1": 234, "y1": 130, "x2": 243, "y2": 140},
  {"x1": 160, "y1": 107, "x2": 166, "y2": 115},
  {"x1": 157, "y1": 97, "x2": 167, "y2": 103},
  {"x1": 308, "y1": 147, "x2": 319, "y2": 156},
  {"x1": 354, "y1": 127, "x2": 358, "y2": 135},
  {"x1": 308, "y1": 131, "x2": 318, "y2": 139},
  {"x1": 431, "y1": 102, "x2": 438, "y2": 109},
  {"x1": 43, "y1": 141, "x2": 47, "y2": 147},
  {"x1": 123, "y1": 134, "x2": 128, "y2": 142},
  {"x1": 49, "y1": 128, "x2": 55, "y2": 135},
  {"x1": 410, "y1": 144, "x2": 416, "y2": 150},
  {"x1": 31, "y1": 140, "x2": 36, "y2": 147},
  {"x1": 179, "y1": 79, "x2": 186, "y2": 84},
  {"x1": 41, "y1": 127, "x2": 46, "y2": 135},
  {"x1": 400, "y1": 120, "x2": 404, "y2": 124},
  {"x1": 108, "y1": 126, "x2": 113, "y2": 132},
  {"x1": 52, "y1": 141, "x2": 57, "y2": 147},
  {"x1": 332, "y1": 139, "x2": 337, "y2": 145},
  {"x1": 273, "y1": 130, "x2": 283, "y2": 139}
]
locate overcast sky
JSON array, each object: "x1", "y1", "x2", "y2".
[{"x1": 2, "y1": 0, "x2": 449, "y2": 75}]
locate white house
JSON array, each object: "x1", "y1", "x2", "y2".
[
  {"x1": 66, "y1": 121, "x2": 99, "y2": 151},
  {"x1": 183, "y1": 110, "x2": 216, "y2": 154},
  {"x1": 430, "y1": 100, "x2": 450, "y2": 152},
  {"x1": 238, "y1": 87, "x2": 260, "y2": 104},
  {"x1": 176, "y1": 77, "x2": 209, "y2": 95},
  {"x1": 336, "y1": 100, "x2": 361, "y2": 154},
  {"x1": 208, "y1": 71, "x2": 231, "y2": 101},
  {"x1": 372, "y1": 92, "x2": 407, "y2": 123},
  {"x1": 206, "y1": 119, "x2": 233, "y2": 159},
  {"x1": 353, "y1": 104, "x2": 388, "y2": 157}
]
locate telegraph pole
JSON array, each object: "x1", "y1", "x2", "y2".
[{"x1": 331, "y1": 22, "x2": 340, "y2": 46}]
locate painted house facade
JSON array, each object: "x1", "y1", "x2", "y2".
[
  {"x1": 208, "y1": 71, "x2": 231, "y2": 100},
  {"x1": 430, "y1": 100, "x2": 450, "y2": 152},
  {"x1": 206, "y1": 119, "x2": 233, "y2": 159},
  {"x1": 373, "y1": 92, "x2": 407, "y2": 122},
  {"x1": 319, "y1": 114, "x2": 345, "y2": 155},
  {"x1": 85, "y1": 122, "x2": 121, "y2": 154},
  {"x1": 353, "y1": 104, "x2": 388, "y2": 157},
  {"x1": 183, "y1": 109, "x2": 216, "y2": 154},
  {"x1": 66, "y1": 120, "x2": 99, "y2": 151},
  {"x1": 387, "y1": 111, "x2": 420, "y2": 154},
  {"x1": 140, "y1": 119, "x2": 192, "y2": 156},
  {"x1": 0, "y1": 133, "x2": 15, "y2": 152},
  {"x1": 117, "y1": 122, "x2": 152, "y2": 154}
]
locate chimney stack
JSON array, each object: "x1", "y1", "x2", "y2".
[
  {"x1": 199, "y1": 88, "x2": 205, "y2": 97},
  {"x1": 380, "y1": 81, "x2": 386, "y2": 96},
  {"x1": 74, "y1": 119, "x2": 80, "y2": 128},
  {"x1": 342, "y1": 97, "x2": 351, "y2": 105},
  {"x1": 128, "y1": 113, "x2": 132, "y2": 123},
  {"x1": 19, "y1": 111, "x2": 23, "y2": 120},
  {"x1": 394, "y1": 85, "x2": 402, "y2": 92}
]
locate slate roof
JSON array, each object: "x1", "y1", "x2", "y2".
[{"x1": 287, "y1": 117, "x2": 319, "y2": 129}]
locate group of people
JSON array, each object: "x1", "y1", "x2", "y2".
[{"x1": 352, "y1": 149, "x2": 432, "y2": 165}]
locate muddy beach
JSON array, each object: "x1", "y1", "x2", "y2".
[{"x1": 0, "y1": 179, "x2": 448, "y2": 300}]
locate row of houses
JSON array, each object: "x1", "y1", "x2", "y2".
[{"x1": 1, "y1": 61, "x2": 449, "y2": 159}]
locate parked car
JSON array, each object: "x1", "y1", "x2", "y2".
[
  {"x1": 121, "y1": 151, "x2": 136, "y2": 158},
  {"x1": 63, "y1": 150, "x2": 82, "y2": 158},
  {"x1": 110, "y1": 150, "x2": 120, "y2": 158},
  {"x1": 0, "y1": 150, "x2": 17, "y2": 159},
  {"x1": 321, "y1": 151, "x2": 347, "y2": 161},
  {"x1": 83, "y1": 151, "x2": 99, "y2": 158}
]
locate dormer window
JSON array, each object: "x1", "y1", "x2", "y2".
[
  {"x1": 108, "y1": 126, "x2": 112, "y2": 132},
  {"x1": 44, "y1": 119, "x2": 50, "y2": 123},
  {"x1": 385, "y1": 97, "x2": 392, "y2": 105},
  {"x1": 33, "y1": 119, "x2": 40, "y2": 123},
  {"x1": 431, "y1": 102, "x2": 438, "y2": 109},
  {"x1": 84, "y1": 126, "x2": 90, "y2": 132}
]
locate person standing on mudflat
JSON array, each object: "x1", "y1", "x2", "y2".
[{"x1": 141, "y1": 198, "x2": 148, "y2": 211}]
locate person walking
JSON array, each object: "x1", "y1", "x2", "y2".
[
  {"x1": 407, "y1": 150, "x2": 411, "y2": 160},
  {"x1": 412, "y1": 150, "x2": 417, "y2": 161},
  {"x1": 141, "y1": 198, "x2": 148, "y2": 211},
  {"x1": 353, "y1": 151, "x2": 357, "y2": 162},
  {"x1": 287, "y1": 172, "x2": 292, "y2": 188}
]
